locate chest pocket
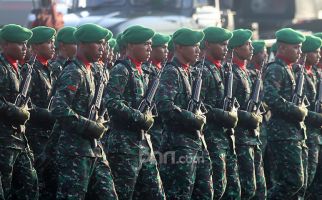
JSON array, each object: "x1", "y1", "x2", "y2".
[
  {"x1": 173, "y1": 64, "x2": 192, "y2": 107},
  {"x1": 305, "y1": 74, "x2": 317, "y2": 103},
  {"x1": 285, "y1": 66, "x2": 296, "y2": 93},
  {"x1": 35, "y1": 67, "x2": 52, "y2": 98}
]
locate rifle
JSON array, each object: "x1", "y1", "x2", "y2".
[
  {"x1": 187, "y1": 56, "x2": 207, "y2": 115},
  {"x1": 15, "y1": 55, "x2": 36, "y2": 109},
  {"x1": 292, "y1": 54, "x2": 310, "y2": 107},
  {"x1": 88, "y1": 72, "x2": 105, "y2": 148},
  {"x1": 223, "y1": 52, "x2": 239, "y2": 154},
  {"x1": 138, "y1": 60, "x2": 167, "y2": 115},
  {"x1": 315, "y1": 71, "x2": 322, "y2": 113}
]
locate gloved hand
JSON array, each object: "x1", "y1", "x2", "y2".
[
  {"x1": 4, "y1": 102, "x2": 30, "y2": 126},
  {"x1": 181, "y1": 109, "x2": 206, "y2": 130},
  {"x1": 211, "y1": 108, "x2": 238, "y2": 128},
  {"x1": 237, "y1": 110, "x2": 262, "y2": 129},
  {"x1": 305, "y1": 111, "x2": 322, "y2": 128},
  {"x1": 132, "y1": 109, "x2": 154, "y2": 131},
  {"x1": 286, "y1": 102, "x2": 308, "y2": 122},
  {"x1": 83, "y1": 119, "x2": 106, "y2": 139}
]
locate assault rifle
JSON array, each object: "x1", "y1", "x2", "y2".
[
  {"x1": 315, "y1": 71, "x2": 322, "y2": 113},
  {"x1": 292, "y1": 54, "x2": 310, "y2": 107}
]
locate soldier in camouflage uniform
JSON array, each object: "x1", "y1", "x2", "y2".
[
  {"x1": 141, "y1": 33, "x2": 170, "y2": 154},
  {"x1": 194, "y1": 27, "x2": 240, "y2": 200},
  {"x1": 155, "y1": 28, "x2": 213, "y2": 199},
  {"x1": 263, "y1": 28, "x2": 308, "y2": 199},
  {"x1": 228, "y1": 29, "x2": 266, "y2": 199},
  {"x1": 50, "y1": 23, "x2": 118, "y2": 199},
  {"x1": 104, "y1": 25, "x2": 165, "y2": 200},
  {"x1": 0, "y1": 24, "x2": 38, "y2": 200},
  {"x1": 50, "y1": 26, "x2": 77, "y2": 80},
  {"x1": 296, "y1": 35, "x2": 322, "y2": 199}
]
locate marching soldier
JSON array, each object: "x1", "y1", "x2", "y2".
[
  {"x1": 263, "y1": 28, "x2": 308, "y2": 199},
  {"x1": 229, "y1": 29, "x2": 266, "y2": 199},
  {"x1": 50, "y1": 23, "x2": 118, "y2": 199},
  {"x1": 142, "y1": 33, "x2": 170, "y2": 153},
  {"x1": 196, "y1": 27, "x2": 240, "y2": 199},
  {"x1": 155, "y1": 28, "x2": 213, "y2": 199},
  {"x1": 104, "y1": 25, "x2": 165, "y2": 200},
  {"x1": 50, "y1": 26, "x2": 77, "y2": 80},
  {"x1": 0, "y1": 24, "x2": 38, "y2": 199}
]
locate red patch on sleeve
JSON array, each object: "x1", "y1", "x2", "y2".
[{"x1": 67, "y1": 85, "x2": 77, "y2": 92}]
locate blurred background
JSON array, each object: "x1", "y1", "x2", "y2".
[{"x1": 1, "y1": 0, "x2": 322, "y2": 40}]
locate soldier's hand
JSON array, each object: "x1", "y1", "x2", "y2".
[
  {"x1": 237, "y1": 110, "x2": 262, "y2": 129},
  {"x1": 5, "y1": 102, "x2": 30, "y2": 126},
  {"x1": 195, "y1": 114, "x2": 206, "y2": 130},
  {"x1": 142, "y1": 111, "x2": 154, "y2": 131},
  {"x1": 84, "y1": 119, "x2": 106, "y2": 139},
  {"x1": 287, "y1": 103, "x2": 308, "y2": 122}
]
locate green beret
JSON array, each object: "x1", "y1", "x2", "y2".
[
  {"x1": 74, "y1": 23, "x2": 109, "y2": 43},
  {"x1": 167, "y1": 37, "x2": 174, "y2": 52},
  {"x1": 29, "y1": 26, "x2": 56, "y2": 44},
  {"x1": 271, "y1": 42, "x2": 278, "y2": 53},
  {"x1": 122, "y1": 25, "x2": 155, "y2": 44},
  {"x1": 173, "y1": 28, "x2": 204, "y2": 46},
  {"x1": 203, "y1": 27, "x2": 233, "y2": 43},
  {"x1": 314, "y1": 32, "x2": 322, "y2": 40},
  {"x1": 56, "y1": 26, "x2": 76, "y2": 44},
  {"x1": 200, "y1": 40, "x2": 205, "y2": 50},
  {"x1": 152, "y1": 33, "x2": 171, "y2": 47},
  {"x1": 108, "y1": 38, "x2": 117, "y2": 49},
  {"x1": 105, "y1": 29, "x2": 113, "y2": 41},
  {"x1": 275, "y1": 28, "x2": 305, "y2": 44},
  {"x1": 0, "y1": 24, "x2": 32, "y2": 42},
  {"x1": 301, "y1": 35, "x2": 322, "y2": 53},
  {"x1": 252, "y1": 40, "x2": 266, "y2": 55},
  {"x1": 116, "y1": 33, "x2": 125, "y2": 50},
  {"x1": 228, "y1": 29, "x2": 253, "y2": 49}
]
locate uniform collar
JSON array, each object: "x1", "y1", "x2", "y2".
[
  {"x1": 305, "y1": 65, "x2": 313, "y2": 76},
  {"x1": 77, "y1": 55, "x2": 91, "y2": 70},
  {"x1": 5, "y1": 54, "x2": 18, "y2": 73},
  {"x1": 233, "y1": 56, "x2": 246, "y2": 71},
  {"x1": 37, "y1": 55, "x2": 49, "y2": 67},
  {"x1": 128, "y1": 56, "x2": 143, "y2": 75},
  {"x1": 151, "y1": 59, "x2": 162, "y2": 70},
  {"x1": 276, "y1": 54, "x2": 293, "y2": 69},
  {"x1": 206, "y1": 56, "x2": 221, "y2": 69}
]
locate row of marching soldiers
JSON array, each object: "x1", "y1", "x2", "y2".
[{"x1": 0, "y1": 22, "x2": 322, "y2": 200}]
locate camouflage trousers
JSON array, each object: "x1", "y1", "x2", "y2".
[
  {"x1": 236, "y1": 144, "x2": 266, "y2": 200},
  {"x1": 159, "y1": 147, "x2": 213, "y2": 200},
  {"x1": 0, "y1": 173, "x2": 4, "y2": 200},
  {"x1": 150, "y1": 125, "x2": 163, "y2": 153},
  {"x1": 26, "y1": 129, "x2": 52, "y2": 159},
  {"x1": 56, "y1": 154, "x2": 118, "y2": 200},
  {"x1": 267, "y1": 140, "x2": 308, "y2": 200},
  {"x1": 108, "y1": 144, "x2": 165, "y2": 200},
  {"x1": 0, "y1": 147, "x2": 38, "y2": 200},
  {"x1": 306, "y1": 142, "x2": 322, "y2": 199},
  {"x1": 206, "y1": 140, "x2": 240, "y2": 200}
]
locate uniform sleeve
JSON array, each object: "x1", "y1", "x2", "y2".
[
  {"x1": 0, "y1": 67, "x2": 8, "y2": 110},
  {"x1": 104, "y1": 64, "x2": 136, "y2": 122},
  {"x1": 263, "y1": 65, "x2": 289, "y2": 112}
]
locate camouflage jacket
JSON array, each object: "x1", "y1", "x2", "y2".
[
  {"x1": 232, "y1": 63, "x2": 260, "y2": 145},
  {"x1": 50, "y1": 56, "x2": 67, "y2": 81},
  {"x1": 155, "y1": 57, "x2": 203, "y2": 150},
  {"x1": 193, "y1": 59, "x2": 229, "y2": 147},
  {"x1": 263, "y1": 57, "x2": 306, "y2": 141},
  {"x1": 0, "y1": 54, "x2": 27, "y2": 149},
  {"x1": 104, "y1": 58, "x2": 151, "y2": 155},
  {"x1": 50, "y1": 59, "x2": 103, "y2": 157}
]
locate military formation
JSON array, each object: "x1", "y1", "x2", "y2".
[{"x1": 1, "y1": 22, "x2": 322, "y2": 200}]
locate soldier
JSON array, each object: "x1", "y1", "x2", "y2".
[
  {"x1": 297, "y1": 35, "x2": 322, "y2": 199},
  {"x1": 104, "y1": 25, "x2": 165, "y2": 200},
  {"x1": 141, "y1": 33, "x2": 170, "y2": 154},
  {"x1": 228, "y1": 29, "x2": 266, "y2": 199},
  {"x1": 155, "y1": 28, "x2": 213, "y2": 199},
  {"x1": 196, "y1": 27, "x2": 240, "y2": 199},
  {"x1": 263, "y1": 28, "x2": 308, "y2": 199},
  {"x1": 50, "y1": 26, "x2": 77, "y2": 80},
  {"x1": 50, "y1": 23, "x2": 118, "y2": 199},
  {"x1": 247, "y1": 40, "x2": 267, "y2": 82},
  {"x1": 167, "y1": 37, "x2": 174, "y2": 61},
  {"x1": 0, "y1": 24, "x2": 38, "y2": 199},
  {"x1": 106, "y1": 38, "x2": 117, "y2": 69}
]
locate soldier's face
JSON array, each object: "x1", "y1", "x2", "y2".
[
  {"x1": 306, "y1": 50, "x2": 321, "y2": 66},
  {"x1": 128, "y1": 39, "x2": 152, "y2": 62},
  {"x1": 82, "y1": 39, "x2": 105, "y2": 62},
  {"x1": 235, "y1": 40, "x2": 253, "y2": 60},
  {"x1": 33, "y1": 39, "x2": 55, "y2": 60},
  {"x1": 61, "y1": 43, "x2": 77, "y2": 59},
  {"x1": 2, "y1": 41, "x2": 27, "y2": 60},
  {"x1": 151, "y1": 44, "x2": 168, "y2": 62},
  {"x1": 177, "y1": 44, "x2": 200, "y2": 64},
  {"x1": 205, "y1": 40, "x2": 228, "y2": 60},
  {"x1": 279, "y1": 43, "x2": 302, "y2": 63}
]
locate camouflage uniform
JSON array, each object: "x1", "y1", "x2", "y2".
[
  {"x1": 0, "y1": 54, "x2": 38, "y2": 199},
  {"x1": 195, "y1": 59, "x2": 241, "y2": 199},
  {"x1": 263, "y1": 57, "x2": 308, "y2": 199},
  {"x1": 104, "y1": 58, "x2": 165, "y2": 200},
  {"x1": 142, "y1": 62, "x2": 163, "y2": 153},
  {"x1": 232, "y1": 64, "x2": 266, "y2": 199},
  {"x1": 155, "y1": 57, "x2": 213, "y2": 199},
  {"x1": 51, "y1": 59, "x2": 118, "y2": 199},
  {"x1": 50, "y1": 55, "x2": 67, "y2": 80}
]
